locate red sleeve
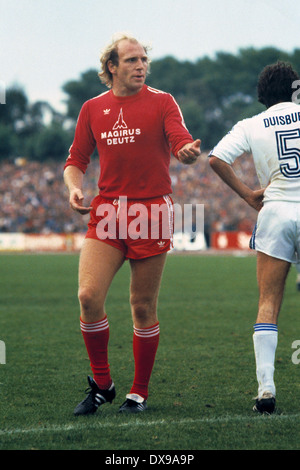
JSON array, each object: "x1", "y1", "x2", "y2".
[
  {"x1": 163, "y1": 94, "x2": 194, "y2": 157},
  {"x1": 64, "y1": 101, "x2": 96, "y2": 173}
]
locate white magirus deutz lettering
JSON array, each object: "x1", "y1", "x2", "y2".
[{"x1": 101, "y1": 108, "x2": 141, "y2": 145}]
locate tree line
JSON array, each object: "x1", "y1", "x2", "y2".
[{"x1": 1, "y1": 46, "x2": 299, "y2": 161}]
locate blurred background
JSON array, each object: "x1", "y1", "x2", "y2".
[{"x1": 1, "y1": 0, "x2": 300, "y2": 251}]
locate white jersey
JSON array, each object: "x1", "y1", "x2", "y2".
[{"x1": 210, "y1": 102, "x2": 300, "y2": 203}]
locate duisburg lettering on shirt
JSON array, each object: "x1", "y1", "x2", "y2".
[{"x1": 263, "y1": 111, "x2": 300, "y2": 128}]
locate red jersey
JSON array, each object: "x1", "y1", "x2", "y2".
[{"x1": 64, "y1": 84, "x2": 193, "y2": 199}]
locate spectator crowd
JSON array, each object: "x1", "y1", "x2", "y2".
[{"x1": 0, "y1": 152, "x2": 260, "y2": 245}]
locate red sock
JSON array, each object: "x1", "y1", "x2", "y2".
[
  {"x1": 80, "y1": 316, "x2": 112, "y2": 389},
  {"x1": 130, "y1": 322, "x2": 160, "y2": 400}
]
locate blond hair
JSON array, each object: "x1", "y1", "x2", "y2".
[{"x1": 98, "y1": 32, "x2": 151, "y2": 88}]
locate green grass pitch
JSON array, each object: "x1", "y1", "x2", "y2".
[{"x1": 0, "y1": 252, "x2": 300, "y2": 450}]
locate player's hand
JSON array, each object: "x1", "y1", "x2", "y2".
[
  {"x1": 177, "y1": 139, "x2": 201, "y2": 164},
  {"x1": 69, "y1": 188, "x2": 92, "y2": 215},
  {"x1": 244, "y1": 188, "x2": 265, "y2": 212}
]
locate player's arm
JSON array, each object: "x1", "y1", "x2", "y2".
[
  {"x1": 64, "y1": 165, "x2": 92, "y2": 215},
  {"x1": 177, "y1": 139, "x2": 201, "y2": 164},
  {"x1": 163, "y1": 94, "x2": 201, "y2": 164},
  {"x1": 63, "y1": 101, "x2": 96, "y2": 215},
  {"x1": 209, "y1": 155, "x2": 265, "y2": 212}
]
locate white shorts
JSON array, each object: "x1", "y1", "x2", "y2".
[{"x1": 249, "y1": 201, "x2": 300, "y2": 263}]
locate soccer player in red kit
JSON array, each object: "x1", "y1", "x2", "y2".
[{"x1": 64, "y1": 33, "x2": 201, "y2": 415}]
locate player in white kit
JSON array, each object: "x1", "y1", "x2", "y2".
[
  {"x1": 209, "y1": 61, "x2": 300, "y2": 413},
  {"x1": 295, "y1": 262, "x2": 300, "y2": 290}
]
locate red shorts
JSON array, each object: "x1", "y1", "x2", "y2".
[{"x1": 86, "y1": 195, "x2": 174, "y2": 259}]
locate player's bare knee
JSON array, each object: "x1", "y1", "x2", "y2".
[
  {"x1": 131, "y1": 297, "x2": 156, "y2": 323},
  {"x1": 78, "y1": 287, "x2": 97, "y2": 313}
]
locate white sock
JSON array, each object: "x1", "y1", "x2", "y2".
[{"x1": 253, "y1": 323, "x2": 278, "y2": 398}]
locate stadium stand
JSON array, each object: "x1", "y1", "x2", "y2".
[{"x1": 0, "y1": 152, "x2": 259, "y2": 246}]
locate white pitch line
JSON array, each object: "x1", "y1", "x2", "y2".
[{"x1": 1, "y1": 413, "x2": 300, "y2": 437}]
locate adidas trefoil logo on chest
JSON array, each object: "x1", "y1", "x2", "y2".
[{"x1": 101, "y1": 108, "x2": 141, "y2": 146}]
